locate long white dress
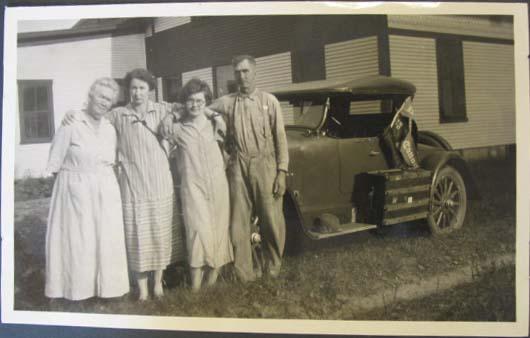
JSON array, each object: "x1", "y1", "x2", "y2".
[
  {"x1": 45, "y1": 111, "x2": 129, "y2": 300},
  {"x1": 172, "y1": 114, "x2": 233, "y2": 268}
]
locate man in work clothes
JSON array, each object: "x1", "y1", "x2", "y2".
[{"x1": 210, "y1": 55, "x2": 289, "y2": 282}]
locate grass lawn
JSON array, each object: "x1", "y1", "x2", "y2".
[{"x1": 12, "y1": 158, "x2": 516, "y2": 320}]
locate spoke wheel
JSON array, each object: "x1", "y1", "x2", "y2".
[{"x1": 427, "y1": 166, "x2": 467, "y2": 235}]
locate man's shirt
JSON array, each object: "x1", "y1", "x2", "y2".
[{"x1": 210, "y1": 89, "x2": 289, "y2": 172}]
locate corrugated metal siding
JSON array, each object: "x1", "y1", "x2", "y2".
[
  {"x1": 154, "y1": 17, "x2": 191, "y2": 33},
  {"x1": 17, "y1": 34, "x2": 113, "y2": 178},
  {"x1": 325, "y1": 36, "x2": 380, "y2": 114},
  {"x1": 181, "y1": 67, "x2": 214, "y2": 91},
  {"x1": 111, "y1": 33, "x2": 147, "y2": 79},
  {"x1": 388, "y1": 15, "x2": 513, "y2": 40},
  {"x1": 254, "y1": 52, "x2": 293, "y2": 123},
  {"x1": 389, "y1": 35, "x2": 515, "y2": 149}
]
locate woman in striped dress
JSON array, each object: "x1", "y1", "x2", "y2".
[{"x1": 107, "y1": 69, "x2": 186, "y2": 300}]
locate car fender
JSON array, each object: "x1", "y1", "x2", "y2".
[
  {"x1": 283, "y1": 189, "x2": 313, "y2": 246},
  {"x1": 420, "y1": 151, "x2": 480, "y2": 200}
]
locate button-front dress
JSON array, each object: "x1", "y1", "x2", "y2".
[
  {"x1": 108, "y1": 101, "x2": 186, "y2": 272},
  {"x1": 45, "y1": 111, "x2": 129, "y2": 300},
  {"x1": 171, "y1": 114, "x2": 233, "y2": 269}
]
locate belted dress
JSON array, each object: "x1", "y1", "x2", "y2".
[{"x1": 45, "y1": 111, "x2": 129, "y2": 300}]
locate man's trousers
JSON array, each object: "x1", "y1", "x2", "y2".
[{"x1": 228, "y1": 153, "x2": 286, "y2": 282}]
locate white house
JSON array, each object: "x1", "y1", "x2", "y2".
[
  {"x1": 16, "y1": 19, "x2": 147, "y2": 178},
  {"x1": 15, "y1": 15, "x2": 515, "y2": 178}
]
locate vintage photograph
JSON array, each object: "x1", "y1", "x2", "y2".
[{"x1": 2, "y1": 2, "x2": 529, "y2": 335}]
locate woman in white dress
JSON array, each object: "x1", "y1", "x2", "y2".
[
  {"x1": 169, "y1": 78, "x2": 233, "y2": 291},
  {"x1": 45, "y1": 78, "x2": 129, "y2": 300}
]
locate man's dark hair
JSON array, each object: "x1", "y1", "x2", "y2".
[
  {"x1": 124, "y1": 68, "x2": 157, "y2": 91},
  {"x1": 179, "y1": 77, "x2": 213, "y2": 106},
  {"x1": 231, "y1": 54, "x2": 256, "y2": 67}
]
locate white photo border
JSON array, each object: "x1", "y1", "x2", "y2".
[{"x1": 2, "y1": 2, "x2": 529, "y2": 336}]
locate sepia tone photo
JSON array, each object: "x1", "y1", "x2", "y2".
[{"x1": 2, "y1": 2, "x2": 529, "y2": 336}]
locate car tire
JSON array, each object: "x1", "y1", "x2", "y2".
[{"x1": 427, "y1": 165, "x2": 467, "y2": 235}]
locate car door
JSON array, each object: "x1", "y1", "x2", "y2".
[
  {"x1": 337, "y1": 98, "x2": 392, "y2": 197},
  {"x1": 338, "y1": 136, "x2": 388, "y2": 196}
]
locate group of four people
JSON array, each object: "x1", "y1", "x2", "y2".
[{"x1": 44, "y1": 55, "x2": 289, "y2": 301}]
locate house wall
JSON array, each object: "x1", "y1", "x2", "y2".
[
  {"x1": 16, "y1": 33, "x2": 147, "y2": 178},
  {"x1": 111, "y1": 33, "x2": 147, "y2": 78},
  {"x1": 389, "y1": 35, "x2": 515, "y2": 149},
  {"x1": 388, "y1": 16, "x2": 515, "y2": 150},
  {"x1": 146, "y1": 15, "x2": 514, "y2": 153},
  {"x1": 325, "y1": 36, "x2": 381, "y2": 114},
  {"x1": 17, "y1": 34, "x2": 113, "y2": 178},
  {"x1": 146, "y1": 15, "x2": 387, "y2": 77},
  {"x1": 325, "y1": 36, "x2": 380, "y2": 80},
  {"x1": 461, "y1": 41, "x2": 515, "y2": 148},
  {"x1": 181, "y1": 67, "x2": 214, "y2": 91}
]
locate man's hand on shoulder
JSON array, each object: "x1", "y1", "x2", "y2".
[
  {"x1": 205, "y1": 107, "x2": 227, "y2": 140},
  {"x1": 61, "y1": 109, "x2": 79, "y2": 126}
]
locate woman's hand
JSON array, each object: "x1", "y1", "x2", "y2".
[{"x1": 273, "y1": 170, "x2": 286, "y2": 199}]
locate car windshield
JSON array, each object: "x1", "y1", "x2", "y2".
[{"x1": 280, "y1": 98, "x2": 325, "y2": 129}]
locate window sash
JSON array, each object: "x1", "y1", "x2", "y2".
[
  {"x1": 436, "y1": 38, "x2": 468, "y2": 123},
  {"x1": 18, "y1": 80, "x2": 54, "y2": 144}
]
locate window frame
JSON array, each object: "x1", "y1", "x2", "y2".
[
  {"x1": 17, "y1": 79, "x2": 55, "y2": 144},
  {"x1": 436, "y1": 38, "x2": 468, "y2": 124}
]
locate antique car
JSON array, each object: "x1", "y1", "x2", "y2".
[{"x1": 271, "y1": 75, "x2": 478, "y2": 248}]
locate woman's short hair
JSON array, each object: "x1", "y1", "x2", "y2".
[
  {"x1": 179, "y1": 78, "x2": 213, "y2": 106},
  {"x1": 124, "y1": 68, "x2": 156, "y2": 91},
  {"x1": 88, "y1": 77, "x2": 120, "y2": 105}
]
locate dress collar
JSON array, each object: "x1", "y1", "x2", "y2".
[
  {"x1": 79, "y1": 109, "x2": 111, "y2": 130},
  {"x1": 125, "y1": 100, "x2": 157, "y2": 118}
]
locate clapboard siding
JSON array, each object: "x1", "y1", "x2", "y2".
[
  {"x1": 389, "y1": 35, "x2": 441, "y2": 140},
  {"x1": 388, "y1": 15, "x2": 513, "y2": 40},
  {"x1": 17, "y1": 34, "x2": 113, "y2": 178},
  {"x1": 255, "y1": 52, "x2": 293, "y2": 123},
  {"x1": 325, "y1": 36, "x2": 379, "y2": 80},
  {"x1": 154, "y1": 17, "x2": 191, "y2": 33},
  {"x1": 111, "y1": 33, "x2": 147, "y2": 78},
  {"x1": 325, "y1": 36, "x2": 380, "y2": 114},
  {"x1": 390, "y1": 35, "x2": 515, "y2": 149},
  {"x1": 461, "y1": 41, "x2": 515, "y2": 148},
  {"x1": 181, "y1": 67, "x2": 214, "y2": 91},
  {"x1": 147, "y1": 16, "x2": 387, "y2": 78},
  {"x1": 255, "y1": 52, "x2": 292, "y2": 92}
]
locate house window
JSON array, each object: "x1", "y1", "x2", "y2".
[
  {"x1": 215, "y1": 64, "x2": 237, "y2": 98},
  {"x1": 18, "y1": 80, "x2": 54, "y2": 144},
  {"x1": 113, "y1": 78, "x2": 127, "y2": 106},
  {"x1": 291, "y1": 46, "x2": 326, "y2": 83},
  {"x1": 162, "y1": 77, "x2": 181, "y2": 102},
  {"x1": 436, "y1": 38, "x2": 467, "y2": 123}
]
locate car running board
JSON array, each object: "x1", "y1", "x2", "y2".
[{"x1": 307, "y1": 222, "x2": 378, "y2": 240}]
